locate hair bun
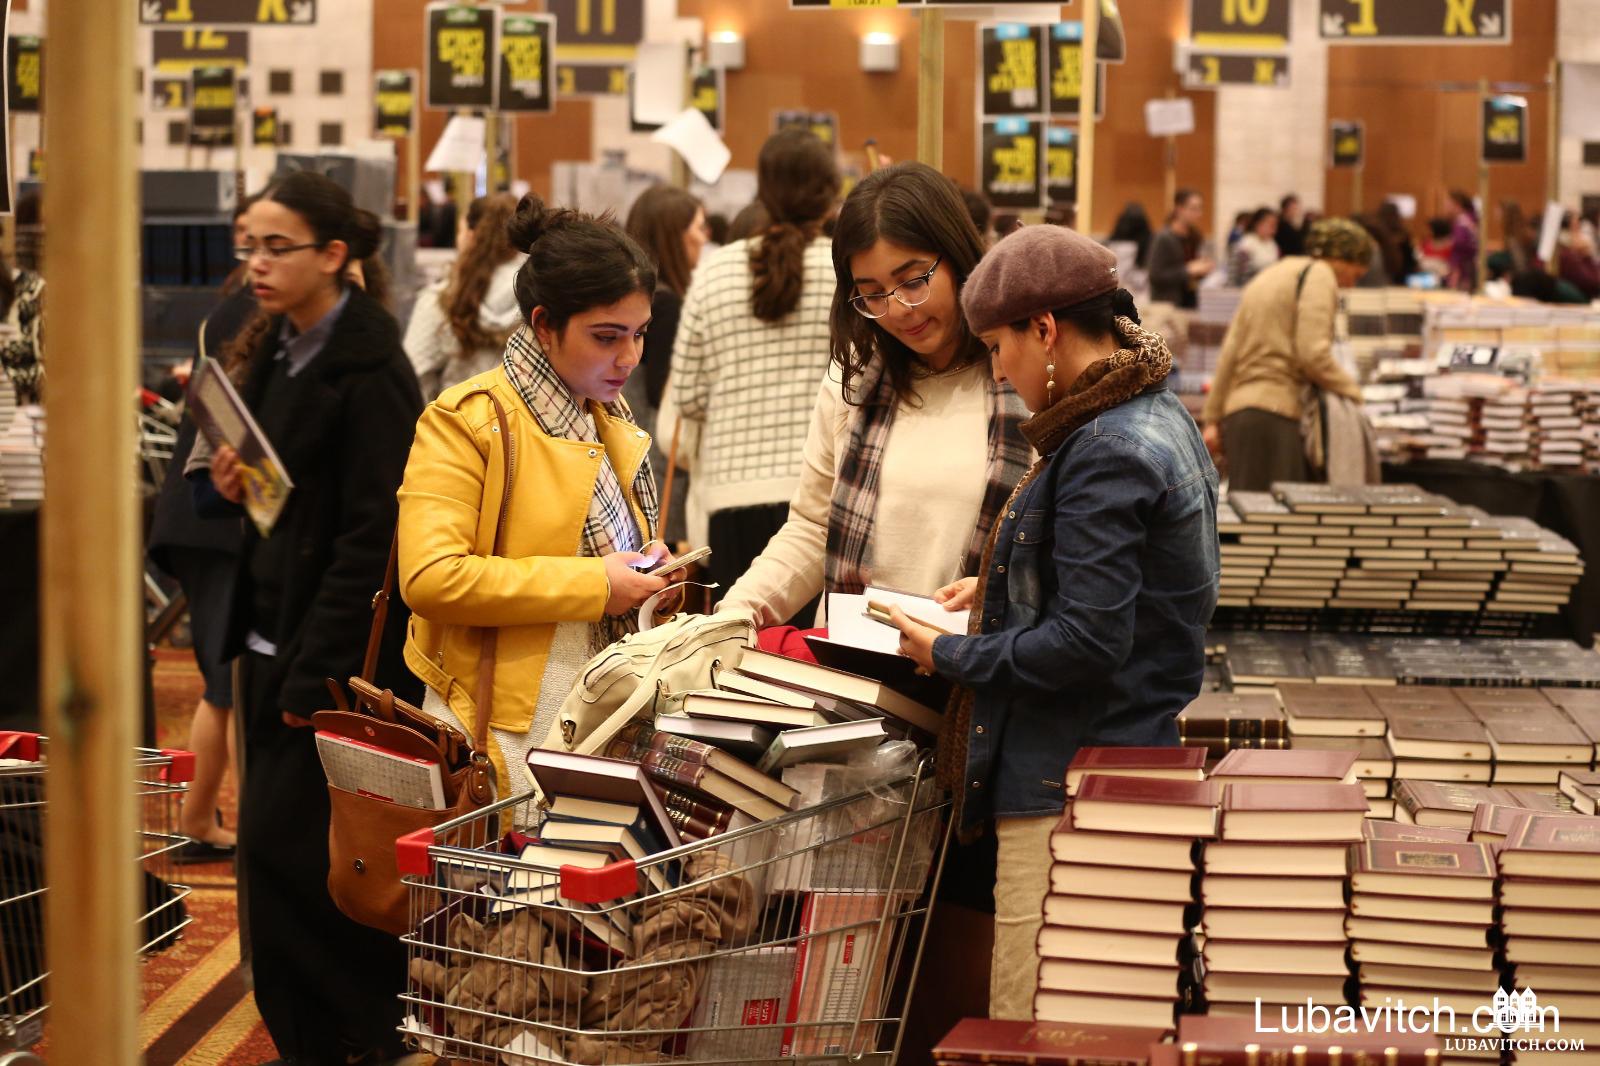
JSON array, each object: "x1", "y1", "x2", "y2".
[
  {"x1": 1110, "y1": 287, "x2": 1140, "y2": 326},
  {"x1": 344, "y1": 208, "x2": 383, "y2": 261},
  {"x1": 507, "y1": 193, "x2": 554, "y2": 254}
]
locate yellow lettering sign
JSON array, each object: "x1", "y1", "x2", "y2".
[
  {"x1": 988, "y1": 37, "x2": 1038, "y2": 98},
  {"x1": 194, "y1": 85, "x2": 234, "y2": 109},
  {"x1": 994, "y1": 134, "x2": 1038, "y2": 191},
  {"x1": 165, "y1": 81, "x2": 186, "y2": 108},
  {"x1": 1223, "y1": 0, "x2": 1268, "y2": 25},
  {"x1": 257, "y1": 0, "x2": 288, "y2": 22},
  {"x1": 164, "y1": 0, "x2": 196, "y2": 21},
  {"x1": 1048, "y1": 146, "x2": 1075, "y2": 182},
  {"x1": 1444, "y1": 0, "x2": 1476, "y2": 34},
  {"x1": 1487, "y1": 114, "x2": 1519, "y2": 144},
  {"x1": 439, "y1": 28, "x2": 486, "y2": 84},
  {"x1": 609, "y1": 67, "x2": 628, "y2": 94},
  {"x1": 558, "y1": 66, "x2": 576, "y2": 94},
  {"x1": 1254, "y1": 58, "x2": 1278, "y2": 83},
  {"x1": 1203, "y1": 56, "x2": 1221, "y2": 84},
  {"x1": 1054, "y1": 42, "x2": 1082, "y2": 101},
  {"x1": 376, "y1": 90, "x2": 411, "y2": 117},
  {"x1": 16, "y1": 54, "x2": 40, "y2": 100},
  {"x1": 503, "y1": 36, "x2": 543, "y2": 86},
  {"x1": 1346, "y1": 0, "x2": 1378, "y2": 36}
]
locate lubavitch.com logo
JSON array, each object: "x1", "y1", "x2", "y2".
[{"x1": 1253, "y1": 988, "x2": 1589, "y2": 1054}]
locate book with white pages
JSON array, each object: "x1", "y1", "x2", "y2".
[
  {"x1": 315, "y1": 730, "x2": 446, "y2": 810},
  {"x1": 187, "y1": 357, "x2": 295, "y2": 536},
  {"x1": 756, "y1": 718, "x2": 888, "y2": 774},
  {"x1": 827, "y1": 587, "x2": 970, "y2": 655},
  {"x1": 653, "y1": 712, "x2": 775, "y2": 759}
]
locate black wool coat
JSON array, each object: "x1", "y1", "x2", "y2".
[{"x1": 222, "y1": 287, "x2": 425, "y2": 716}]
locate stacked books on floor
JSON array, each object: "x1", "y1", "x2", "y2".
[
  {"x1": 1393, "y1": 781, "x2": 1570, "y2": 830},
  {"x1": 1200, "y1": 750, "x2": 1365, "y2": 1019},
  {"x1": 0, "y1": 404, "x2": 44, "y2": 505},
  {"x1": 1347, "y1": 825, "x2": 1501, "y2": 1061},
  {"x1": 1497, "y1": 812, "x2": 1600, "y2": 1059},
  {"x1": 1037, "y1": 751, "x2": 1215, "y2": 1033},
  {"x1": 1277, "y1": 682, "x2": 1393, "y2": 814},
  {"x1": 1176, "y1": 691, "x2": 1287, "y2": 759},
  {"x1": 1215, "y1": 483, "x2": 1585, "y2": 622}
]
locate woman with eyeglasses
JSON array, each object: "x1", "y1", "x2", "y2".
[
  {"x1": 197, "y1": 169, "x2": 423, "y2": 1065},
  {"x1": 718, "y1": 161, "x2": 1031, "y2": 629},
  {"x1": 659, "y1": 128, "x2": 840, "y2": 608}
]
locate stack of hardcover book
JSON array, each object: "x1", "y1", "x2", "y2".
[
  {"x1": 1279, "y1": 683, "x2": 1394, "y2": 816},
  {"x1": 1497, "y1": 813, "x2": 1600, "y2": 1055},
  {"x1": 1176, "y1": 1013, "x2": 1441, "y2": 1063},
  {"x1": 1347, "y1": 831, "x2": 1501, "y2": 1058},
  {"x1": 1393, "y1": 780, "x2": 1569, "y2": 830},
  {"x1": 1201, "y1": 751, "x2": 1365, "y2": 1018},
  {"x1": 1036, "y1": 773, "x2": 1219, "y2": 1032},
  {"x1": 1176, "y1": 691, "x2": 1288, "y2": 759},
  {"x1": 932, "y1": 1019, "x2": 1172, "y2": 1066},
  {"x1": 1377, "y1": 687, "x2": 1494, "y2": 786},
  {"x1": 1559, "y1": 768, "x2": 1600, "y2": 815},
  {"x1": 1458, "y1": 688, "x2": 1594, "y2": 786},
  {"x1": 0, "y1": 404, "x2": 44, "y2": 505}
]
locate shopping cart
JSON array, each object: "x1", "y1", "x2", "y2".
[
  {"x1": 396, "y1": 758, "x2": 953, "y2": 1065},
  {"x1": 0, "y1": 732, "x2": 196, "y2": 1060}
]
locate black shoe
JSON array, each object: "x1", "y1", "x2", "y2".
[{"x1": 173, "y1": 838, "x2": 237, "y2": 864}]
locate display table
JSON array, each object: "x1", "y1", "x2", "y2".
[{"x1": 1383, "y1": 460, "x2": 1600, "y2": 647}]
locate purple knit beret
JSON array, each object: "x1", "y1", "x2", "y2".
[{"x1": 960, "y1": 225, "x2": 1121, "y2": 335}]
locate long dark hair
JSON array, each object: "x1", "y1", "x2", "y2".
[
  {"x1": 1013, "y1": 288, "x2": 1142, "y2": 349},
  {"x1": 626, "y1": 185, "x2": 702, "y2": 298},
  {"x1": 443, "y1": 193, "x2": 519, "y2": 352},
  {"x1": 255, "y1": 169, "x2": 383, "y2": 283},
  {"x1": 1449, "y1": 190, "x2": 1478, "y2": 221},
  {"x1": 828, "y1": 161, "x2": 987, "y2": 406},
  {"x1": 507, "y1": 194, "x2": 656, "y2": 333},
  {"x1": 749, "y1": 128, "x2": 840, "y2": 322}
]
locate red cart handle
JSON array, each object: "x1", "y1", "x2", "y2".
[
  {"x1": 560, "y1": 859, "x2": 638, "y2": 904},
  {"x1": 159, "y1": 749, "x2": 196, "y2": 783},
  {"x1": 396, "y1": 827, "x2": 438, "y2": 877},
  {"x1": 0, "y1": 732, "x2": 42, "y2": 762}
]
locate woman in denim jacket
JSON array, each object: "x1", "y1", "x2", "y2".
[{"x1": 888, "y1": 224, "x2": 1221, "y2": 1021}]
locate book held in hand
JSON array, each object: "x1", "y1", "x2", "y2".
[{"x1": 188, "y1": 356, "x2": 294, "y2": 536}]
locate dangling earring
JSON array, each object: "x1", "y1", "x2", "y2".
[{"x1": 1045, "y1": 346, "x2": 1057, "y2": 405}]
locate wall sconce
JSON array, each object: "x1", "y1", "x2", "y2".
[
  {"x1": 860, "y1": 32, "x2": 899, "y2": 73},
  {"x1": 707, "y1": 31, "x2": 745, "y2": 71}
]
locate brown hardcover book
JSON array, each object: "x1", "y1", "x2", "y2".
[
  {"x1": 1065, "y1": 746, "x2": 1206, "y2": 795},
  {"x1": 1470, "y1": 803, "x2": 1553, "y2": 842},
  {"x1": 1071, "y1": 776, "x2": 1220, "y2": 838},
  {"x1": 1211, "y1": 748, "x2": 1359, "y2": 784},
  {"x1": 1202, "y1": 840, "x2": 1349, "y2": 877},
  {"x1": 1386, "y1": 715, "x2": 1491, "y2": 761},
  {"x1": 1219, "y1": 782, "x2": 1368, "y2": 842},
  {"x1": 931, "y1": 1018, "x2": 1168, "y2": 1066},
  {"x1": 1048, "y1": 861, "x2": 1197, "y2": 904},
  {"x1": 647, "y1": 731, "x2": 797, "y2": 806},
  {"x1": 1177, "y1": 694, "x2": 1286, "y2": 743},
  {"x1": 1049, "y1": 816, "x2": 1201, "y2": 872},
  {"x1": 1500, "y1": 814, "x2": 1600, "y2": 879},
  {"x1": 1279, "y1": 683, "x2": 1386, "y2": 737},
  {"x1": 1454, "y1": 686, "x2": 1554, "y2": 709},
  {"x1": 1362, "y1": 820, "x2": 1471, "y2": 843},
  {"x1": 1560, "y1": 768, "x2": 1600, "y2": 802},
  {"x1": 1200, "y1": 874, "x2": 1348, "y2": 910},
  {"x1": 1543, "y1": 688, "x2": 1600, "y2": 714},
  {"x1": 1349, "y1": 838, "x2": 1497, "y2": 901},
  {"x1": 1479, "y1": 715, "x2": 1593, "y2": 764},
  {"x1": 1370, "y1": 687, "x2": 1469, "y2": 717},
  {"x1": 651, "y1": 782, "x2": 733, "y2": 832},
  {"x1": 1176, "y1": 1016, "x2": 1441, "y2": 1065},
  {"x1": 638, "y1": 752, "x2": 788, "y2": 822},
  {"x1": 1499, "y1": 877, "x2": 1600, "y2": 910},
  {"x1": 1292, "y1": 734, "x2": 1394, "y2": 778},
  {"x1": 1392, "y1": 781, "x2": 1507, "y2": 829}
]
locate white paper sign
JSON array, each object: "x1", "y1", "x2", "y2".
[
  {"x1": 632, "y1": 42, "x2": 686, "y2": 128},
  {"x1": 650, "y1": 107, "x2": 732, "y2": 184},
  {"x1": 1385, "y1": 194, "x2": 1418, "y2": 220},
  {"x1": 1144, "y1": 97, "x2": 1195, "y2": 137},
  {"x1": 1537, "y1": 200, "x2": 1565, "y2": 267},
  {"x1": 424, "y1": 114, "x2": 486, "y2": 173}
]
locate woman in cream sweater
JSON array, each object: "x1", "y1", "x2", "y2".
[{"x1": 718, "y1": 162, "x2": 1031, "y2": 625}]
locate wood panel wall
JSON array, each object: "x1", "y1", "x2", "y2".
[{"x1": 1322, "y1": 0, "x2": 1555, "y2": 241}]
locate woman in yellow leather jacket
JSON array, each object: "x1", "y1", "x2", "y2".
[{"x1": 397, "y1": 195, "x2": 675, "y2": 793}]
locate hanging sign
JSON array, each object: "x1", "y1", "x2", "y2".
[
  {"x1": 1182, "y1": 50, "x2": 1290, "y2": 88},
  {"x1": 980, "y1": 117, "x2": 1042, "y2": 210},
  {"x1": 140, "y1": 0, "x2": 315, "y2": 25},
  {"x1": 425, "y1": 3, "x2": 496, "y2": 110},
  {"x1": 496, "y1": 13, "x2": 555, "y2": 113},
  {"x1": 557, "y1": 62, "x2": 628, "y2": 97},
  {"x1": 189, "y1": 64, "x2": 237, "y2": 147},
  {"x1": 1481, "y1": 95, "x2": 1527, "y2": 164},
  {"x1": 1330, "y1": 119, "x2": 1364, "y2": 167},
  {"x1": 6, "y1": 36, "x2": 41, "y2": 113},
  {"x1": 1189, "y1": 0, "x2": 1291, "y2": 48},
  {"x1": 152, "y1": 76, "x2": 189, "y2": 111},
  {"x1": 980, "y1": 24, "x2": 1045, "y2": 117},
  {"x1": 152, "y1": 28, "x2": 249, "y2": 72},
  {"x1": 1318, "y1": 0, "x2": 1509, "y2": 43},
  {"x1": 374, "y1": 70, "x2": 415, "y2": 138},
  {"x1": 547, "y1": 0, "x2": 643, "y2": 62},
  {"x1": 1048, "y1": 23, "x2": 1107, "y2": 121},
  {"x1": 252, "y1": 106, "x2": 279, "y2": 147},
  {"x1": 1045, "y1": 125, "x2": 1078, "y2": 204},
  {"x1": 691, "y1": 66, "x2": 723, "y2": 133}
]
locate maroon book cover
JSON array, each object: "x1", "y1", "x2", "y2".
[
  {"x1": 1363, "y1": 820, "x2": 1471, "y2": 843},
  {"x1": 1470, "y1": 803, "x2": 1549, "y2": 838},
  {"x1": 1068, "y1": 747, "x2": 1206, "y2": 772},
  {"x1": 1353, "y1": 838, "x2": 1496, "y2": 878},
  {"x1": 1223, "y1": 782, "x2": 1368, "y2": 813},
  {"x1": 1176, "y1": 1016, "x2": 1440, "y2": 1065},
  {"x1": 1504, "y1": 814, "x2": 1600, "y2": 856},
  {"x1": 1074, "y1": 775, "x2": 1220, "y2": 808},
  {"x1": 933, "y1": 1018, "x2": 1168, "y2": 1065},
  {"x1": 1211, "y1": 749, "x2": 1359, "y2": 781},
  {"x1": 1478, "y1": 715, "x2": 1591, "y2": 747}
]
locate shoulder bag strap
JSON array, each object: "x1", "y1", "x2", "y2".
[{"x1": 470, "y1": 389, "x2": 516, "y2": 755}]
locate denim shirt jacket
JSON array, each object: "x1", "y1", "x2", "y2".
[{"x1": 931, "y1": 385, "x2": 1221, "y2": 833}]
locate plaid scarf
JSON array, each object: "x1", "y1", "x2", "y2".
[
  {"x1": 502, "y1": 326, "x2": 659, "y2": 640},
  {"x1": 825, "y1": 355, "x2": 1031, "y2": 595}
]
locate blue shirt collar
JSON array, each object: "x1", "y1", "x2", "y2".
[{"x1": 275, "y1": 287, "x2": 351, "y2": 378}]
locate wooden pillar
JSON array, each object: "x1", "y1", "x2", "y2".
[
  {"x1": 1162, "y1": 87, "x2": 1177, "y2": 215},
  {"x1": 42, "y1": 0, "x2": 141, "y2": 1059},
  {"x1": 1477, "y1": 77, "x2": 1490, "y2": 295},
  {"x1": 406, "y1": 101, "x2": 421, "y2": 225},
  {"x1": 485, "y1": 109, "x2": 499, "y2": 192},
  {"x1": 1077, "y1": 0, "x2": 1100, "y2": 236},
  {"x1": 916, "y1": 10, "x2": 945, "y2": 168},
  {"x1": 1351, "y1": 161, "x2": 1364, "y2": 215},
  {"x1": 1548, "y1": 58, "x2": 1561, "y2": 277}
]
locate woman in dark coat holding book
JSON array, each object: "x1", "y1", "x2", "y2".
[
  {"x1": 197, "y1": 169, "x2": 423, "y2": 1064},
  {"x1": 886, "y1": 224, "x2": 1221, "y2": 1021}
]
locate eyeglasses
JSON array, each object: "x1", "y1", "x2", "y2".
[
  {"x1": 849, "y1": 257, "x2": 941, "y2": 320},
  {"x1": 233, "y1": 242, "x2": 325, "y2": 263}
]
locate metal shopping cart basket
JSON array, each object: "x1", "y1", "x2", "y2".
[
  {"x1": 395, "y1": 758, "x2": 953, "y2": 1065},
  {"x1": 0, "y1": 732, "x2": 196, "y2": 1059}
]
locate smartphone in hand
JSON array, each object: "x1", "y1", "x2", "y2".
[{"x1": 634, "y1": 545, "x2": 713, "y2": 576}]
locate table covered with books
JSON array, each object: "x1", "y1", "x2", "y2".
[{"x1": 1383, "y1": 459, "x2": 1600, "y2": 645}]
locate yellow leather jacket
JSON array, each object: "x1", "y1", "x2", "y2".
[{"x1": 396, "y1": 366, "x2": 652, "y2": 782}]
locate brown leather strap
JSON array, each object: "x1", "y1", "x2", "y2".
[
  {"x1": 360, "y1": 533, "x2": 400, "y2": 683},
  {"x1": 469, "y1": 389, "x2": 515, "y2": 755}
]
